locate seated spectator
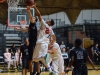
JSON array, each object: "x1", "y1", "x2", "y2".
[
  {"x1": 61, "y1": 48, "x2": 69, "y2": 67},
  {"x1": 4, "y1": 48, "x2": 13, "y2": 71},
  {"x1": 93, "y1": 43, "x2": 100, "y2": 64},
  {"x1": 60, "y1": 41, "x2": 66, "y2": 51},
  {"x1": 14, "y1": 48, "x2": 22, "y2": 70},
  {"x1": 10, "y1": 44, "x2": 17, "y2": 58}
]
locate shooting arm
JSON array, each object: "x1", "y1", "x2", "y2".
[
  {"x1": 15, "y1": 27, "x2": 28, "y2": 32},
  {"x1": 26, "y1": 6, "x2": 35, "y2": 23}
]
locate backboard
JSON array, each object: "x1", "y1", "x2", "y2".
[{"x1": 7, "y1": 7, "x2": 34, "y2": 28}]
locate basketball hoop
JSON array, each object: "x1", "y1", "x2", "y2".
[
  {"x1": 20, "y1": 20, "x2": 27, "y2": 28},
  {"x1": 7, "y1": 0, "x2": 19, "y2": 12}
]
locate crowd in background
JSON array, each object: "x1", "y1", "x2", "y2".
[{"x1": 2, "y1": 40, "x2": 100, "y2": 72}]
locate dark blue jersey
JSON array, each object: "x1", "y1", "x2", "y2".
[
  {"x1": 70, "y1": 47, "x2": 88, "y2": 67},
  {"x1": 20, "y1": 44, "x2": 29, "y2": 57},
  {"x1": 28, "y1": 22, "x2": 37, "y2": 44}
]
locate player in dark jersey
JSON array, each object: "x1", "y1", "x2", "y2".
[
  {"x1": 15, "y1": 6, "x2": 38, "y2": 75},
  {"x1": 19, "y1": 38, "x2": 29, "y2": 75},
  {"x1": 68, "y1": 39, "x2": 98, "y2": 75}
]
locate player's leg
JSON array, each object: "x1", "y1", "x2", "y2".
[
  {"x1": 82, "y1": 65, "x2": 88, "y2": 75},
  {"x1": 38, "y1": 44, "x2": 52, "y2": 72},
  {"x1": 22, "y1": 57, "x2": 29, "y2": 75},
  {"x1": 58, "y1": 57, "x2": 65, "y2": 75},
  {"x1": 72, "y1": 66, "x2": 82, "y2": 75},
  {"x1": 35, "y1": 62, "x2": 41, "y2": 75},
  {"x1": 28, "y1": 44, "x2": 36, "y2": 75},
  {"x1": 50, "y1": 59, "x2": 58, "y2": 75},
  {"x1": 22, "y1": 68, "x2": 25, "y2": 75}
]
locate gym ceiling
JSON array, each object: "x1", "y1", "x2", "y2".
[{"x1": 0, "y1": 0, "x2": 100, "y2": 25}]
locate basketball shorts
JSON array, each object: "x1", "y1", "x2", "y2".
[
  {"x1": 33, "y1": 43, "x2": 48, "y2": 59},
  {"x1": 22, "y1": 57, "x2": 29, "y2": 69},
  {"x1": 28, "y1": 43, "x2": 36, "y2": 60},
  {"x1": 52, "y1": 57, "x2": 64, "y2": 74},
  {"x1": 72, "y1": 65, "x2": 88, "y2": 75}
]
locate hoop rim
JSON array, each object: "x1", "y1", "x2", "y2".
[
  {"x1": 20, "y1": 20, "x2": 27, "y2": 25},
  {"x1": 7, "y1": 19, "x2": 29, "y2": 28}
]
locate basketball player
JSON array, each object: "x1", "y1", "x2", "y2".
[
  {"x1": 48, "y1": 37, "x2": 65, "y2": 75},
  {"x1": 15, "y1": 6, "x2": 38, "y2": 75},
  {"x1": 19, "y1": 38, "x2": 29, "y2": 75},
  {"x1": 68, "y1": 39, "x2": 98, "y2": 75},
  {"x1": 31, "y1": 4, "x2": 56, "y2": 72}
]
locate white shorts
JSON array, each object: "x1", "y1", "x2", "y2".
[
  {"x1": 52, "y1": 57, "x2": 64, "y2": 74},
  {"x1": 33, "y1": 43, "x2": 48, "y2": 59}
]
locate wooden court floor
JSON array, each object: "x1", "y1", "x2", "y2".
[{"x1": 0, "y1": 71, "x2": 100, "y2": 75}]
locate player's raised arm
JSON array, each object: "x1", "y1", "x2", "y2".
[
  {"x1": 32, "y1": 4, "x2": 42, "y2": 22},
  {"x1": 14, "y1": 27, "x2": 28, "y2": 32},
  {"x1": 26, "y1": 6, "x2": 35, "y2": 23}
]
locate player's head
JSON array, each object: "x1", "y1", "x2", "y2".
[
  {"x1": 33, "y1": 16, "x2": 38, "y2": 22},
  {"x1": 24, "y1": 38, "x2": 29, "y2": 45},
  {"x1": 46, "y1": 19, "x2": 55, "y2": 26},
  {"x1": 74, "y1": 39, "x2": 82, "y2": 47}
]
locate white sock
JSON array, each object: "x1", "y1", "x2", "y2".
[{"x1": 47, "y1": 64, "x2": 52, "y2": 72}]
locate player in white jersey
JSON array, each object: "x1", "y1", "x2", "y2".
[
  {"x1": 48, "y1": 37, "x2": 65, "y2": 75},
  {"x1": 32, "y1": 4, "x2": 56, "y2": 74}
]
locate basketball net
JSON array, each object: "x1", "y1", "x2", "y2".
[
  {"x1": 20, "y1": 20, "x2": 27, "y2": 28},
  {"x1": 7, "y1": 0, "x2": 19, "y2": 12}
]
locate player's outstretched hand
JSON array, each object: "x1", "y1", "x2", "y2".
[
  {"x1": 26, "y1": 6, "x2": 31, "y2": 11},
  {"x1": 14, "y1": 27, "x2": 21, "y2": 30},
  {"x1": 31, "y1": 3, "x2": 36, "y2": 8}
]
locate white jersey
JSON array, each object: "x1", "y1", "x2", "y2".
[
  {"x1": 50, "y1": 43, "x2": 62, "y2": 60},
  {"x1": 36, "y1": 19, "x2": 54, "y2": 44}
]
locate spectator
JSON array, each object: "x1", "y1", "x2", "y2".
[
  {"x1": 14, "y1": 48, "x2": 21, "y2": 70},
  {"x1": 93, "y1": 43, "x2": 100, "y2": 64},
  {"x1": 10, "y1": 44, "x2": 17, "y2": 57},
  {"x1": 60, "y1": 41, "x2": 66, "y2": 51},
  {"x1": 61, "y1": 48, "x2": 69, "y2": 67},
  {"x1": 4, "y1": 48, "x2": 13, "y2": 72}
]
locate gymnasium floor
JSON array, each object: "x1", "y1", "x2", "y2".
[
  {"x1": 0, "y1": 62, "x2": 100, "y2": 75},
  {"x1": 0, "y1": 70, "x2": 100, "y2": 75}
]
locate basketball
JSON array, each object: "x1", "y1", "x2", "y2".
[{"x1": 26, "y1": 0, "x2": 34, "y2": 6}]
